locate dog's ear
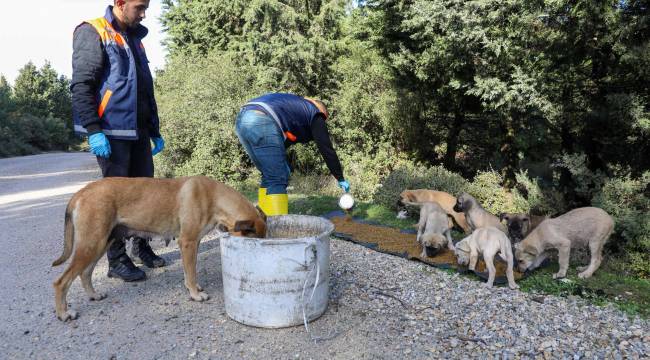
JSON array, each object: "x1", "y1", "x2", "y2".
[
  {"x1": 462, "y1": 195, "x2": 473, "y2": 210},
  {"x1": 405, "y1": 191, "x2": 416, "y2": 202},
  {"x1": 456, "y1": 239, "x2": 471, "y2": 252},
  {"x1": 255, "y1": 205, "x2": 267, "y2": 223},
  {"x1": 217, "y1": 224, "x2": 229, "y2": 232},
  {"x1": 234, "y1": 220, "x2": 256, "y2": 233}
]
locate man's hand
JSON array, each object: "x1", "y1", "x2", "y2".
[
  {"x1": 338, "y1": 180, "x2": 350, "y2": 193},
  {"x1": 88, "y1": 133, "x2": 111, "y2": 158},
  {"x1": 151, "y1": 137, "x2": 165, "y2": 156}
]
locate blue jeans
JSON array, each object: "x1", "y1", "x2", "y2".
[{"x1": 235, "y1": 110, "x2": 290, "y2": 194}]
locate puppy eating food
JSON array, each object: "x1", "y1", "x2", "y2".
[
  {"x1": 454, "y1": 227, "x2": 519, "y2": 289},
  {"x1": 514, "y1": 207, "x2": 613, "y2": 279},
  {"x1": 416, "y1": 202, "x2": 455, "y2": 257},
  {"x1": 52, "y1": 176, "x2": 267, "y2": 321},
  {"x1": 397, "y1": 189, "x2": 470, "y2": 233}
]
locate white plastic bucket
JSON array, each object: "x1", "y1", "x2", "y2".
[{"x1": 220, "y1": 215, "x2": 333, "y2": 328}]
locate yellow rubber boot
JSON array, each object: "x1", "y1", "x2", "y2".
[
  {"x1": 258, "y1": 187, "x2": 268, "y2": 210},
  {"x1": 263, "y1": 193, "x2": 288, "y2": 216}
]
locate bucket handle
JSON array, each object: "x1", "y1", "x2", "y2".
[{"x1": 301, "y1": 244, "x2": 338, "y2": 342}]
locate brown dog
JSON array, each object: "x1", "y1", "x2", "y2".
[
  {"x1": 499, "y1": 213, "x2": 549, "y2": 243},
  {"x1": 52, "y1": 176, "x2": 266, "y2": 321},
  {"x1": 397, "y1": 189, "x2": 470, "y2": 233}
]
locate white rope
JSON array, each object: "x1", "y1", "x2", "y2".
[{"x1": 301, "y1": 246, "x2": 339, "y2": 342}]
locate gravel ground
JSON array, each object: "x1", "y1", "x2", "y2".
[{"x1": 1, "y1": 153, "x2": 648, "y2": 359}]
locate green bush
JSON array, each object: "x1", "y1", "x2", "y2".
[
  {"x1": 154, "y1": 52, "x2": 263, "y2": 183},
  {"x1": 514, "y1": 170, "x2": 567, "y2": 216},
  {"x1": 592, "y1": 172, "x2": 650, "y2": 278},
  {"x1": 373, "y1": 160, "x2": 469, "y2": 209},
  {"x1": 553, "y1": 152, "x2": 607, "y2": 201},
  {"x1": 0, "y1": 120, "x2": 34, "y2": 157},
  {"x1": 0, "y1": 112, "x2": 70, "y2": 157}
]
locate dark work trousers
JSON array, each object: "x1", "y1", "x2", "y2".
[{"x1": 97, "y1": 129, "x2": 154, "y2": 262}]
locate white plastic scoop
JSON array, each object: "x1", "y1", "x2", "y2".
[{"x1": 338, "y1": 193, "x2": 355, "y2": 210}]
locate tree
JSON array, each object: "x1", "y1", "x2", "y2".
[
  {"x1": 13, "y1": 62, "x2": 72, "y2": 121},
  {"x1": 161, "y1": 0, "x2": 347, "y2": 96},
  {"x1": 0, "y1": 75, "x2": 13, "y2": 117}
]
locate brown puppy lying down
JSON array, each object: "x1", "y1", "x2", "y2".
[
  {"x1": 515, "y1": 207, "x2": 613, "y2": 279},
  {"x1": 397, "y1": 189, "x2": 470, "y2": 233},
  {"x1": 52, "y1": 176, "x2": 266, "y2": 321}
]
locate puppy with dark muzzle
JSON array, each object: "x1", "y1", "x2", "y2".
[
  {"x1": 499, "y1": 213, "x2": 549, "y2": 243},
  {"x1": 453, "y1": 192, "x2": 506, "y2": 233}
]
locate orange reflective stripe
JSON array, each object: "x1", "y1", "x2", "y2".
[
  {"x1": 98, "y1": 89, "x2": 112, "y2": 118},
  {"x1": 114, "y1": 33, "x2": 125, "y2": 47},
  {"x1": 285, "y1": 131, "x2": 297, "y2": 142},
  {"x1": 85, "y1": 17, "x2": 125, "y2": 48}
]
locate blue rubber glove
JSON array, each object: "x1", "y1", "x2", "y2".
[
  {"x1": 151, "y1": 137, "x2": 165, "y2": 156},
  {"x1": 88, "y1": 133, "x2": 111, "y2": 158},
  {"x1": 338, "y1": 180, "x2": 350, "y2": 193}
]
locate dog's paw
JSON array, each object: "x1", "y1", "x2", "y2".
[
  {"x1": 509, "y1": 284, "x2": 520, "y2": 290},
  {"x1": 57, "y1": 310, "x2": 78, "y2": 322},
  {"x1": 190, "y1": 291, "x2": 210, "y2": 302},
  {"x1": 577, "y1": 271, "x2": 592, "y2": 279},
  {"x1": 396, "y1": 210, "x2": 408, "y2": 219},
  {"x1": 552, "y1": 272, "x2": 566, "y2": 279},
  {"x1": 88, "y1": 292, "x2": 107, "y2": 301}
]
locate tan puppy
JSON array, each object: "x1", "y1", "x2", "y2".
[
  {"x1": 397, "y1": 189, "x2": 470, "y2": 233},
  {"x1": 454, "y1": 227, "x2": 519, "y2": 289},
  {"x1": 416, "y1": 202, "x2": 455, "y2": 257},
  {"x1": 499, "y1": 213, "x2": 549, "y2": 243},
  {"x1": 514, "y1": 207, "x2": 613, "y2": 279},
  {"x1": 453, "y1": 192, "x2": 506, "y2": 233},
  {"x1": 52, "y1": 176, "x2": 267, "y2": 321}
]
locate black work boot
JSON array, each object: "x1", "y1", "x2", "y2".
[
  {"x1": 132, "y1": 237, "x2": 166, "y2": 268},
  {"x1": 107, "y1": 255, "x2": 146, "y2": 282}
]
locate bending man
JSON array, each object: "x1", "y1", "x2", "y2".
[{"x1": 236, "y1": 93, "x2": 350, "y2": 215}]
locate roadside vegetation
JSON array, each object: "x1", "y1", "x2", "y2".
[{"x1": 0, "y1": 62, "x2": 78, "y2": 157}]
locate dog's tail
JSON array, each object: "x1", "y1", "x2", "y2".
[
  {"x1": 500, "y1": 237, "x2": 514, "y2": 267},
  {"x1": 52, "y1": 203, "x2": 74, "y2": 266}
]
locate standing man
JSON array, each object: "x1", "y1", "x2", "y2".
[
  {"x1": 236, "y1": 93, "x2": 350, "y2": 215},
  {"x1": 71, "y1": 0, "x2": 166, "y2": 282}
]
